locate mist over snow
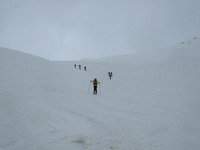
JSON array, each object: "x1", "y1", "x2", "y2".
[
  {"x1": 0, "y1": 36, "x2": 200, "y2": 150},
  {"x1": 1, "y1": 0, "x2": 200, "y2": 60}
]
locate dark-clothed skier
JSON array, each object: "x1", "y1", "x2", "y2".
[
  {"x1": 90, "y1": 78, "x2": 100, "y2": 95},
  {"x1": 108, "y1": 72, "x2": 113, "y2": 80}
]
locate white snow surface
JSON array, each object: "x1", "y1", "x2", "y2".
[{"x1": 1, "y1": 37, "x2": 200, "y2": 150}]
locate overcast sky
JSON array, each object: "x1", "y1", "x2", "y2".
[{"x1": 0, "y1": 0, "x2": 200, "y2": 60}]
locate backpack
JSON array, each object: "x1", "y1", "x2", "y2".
[{"x1": 93, "y1": 79, "x2": 98, "y2": 86}]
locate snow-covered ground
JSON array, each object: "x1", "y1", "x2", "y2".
[{"x1": 0, "y1": 37, "x2": 200, "y2": 150}]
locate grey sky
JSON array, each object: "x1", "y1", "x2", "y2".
[{"x1": 0, "y1": 0, "x2": 200, "y2": 60}]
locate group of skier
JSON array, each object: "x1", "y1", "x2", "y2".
[
  {"x1": 74, "y1": 64, "x2": 113, "y2": 95},
  {"x1": 74, "y1": 64, "x2": 87, "y2": 71}
]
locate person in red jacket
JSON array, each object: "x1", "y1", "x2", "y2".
[{"x1": 90, "y1": 78, "x2": 100, "y2": 95}]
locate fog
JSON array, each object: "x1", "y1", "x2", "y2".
[{"x1": 1, "y1": 0, "x2": 200, "y2": 60}]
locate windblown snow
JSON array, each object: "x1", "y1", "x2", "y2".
[{"x1": 0, "y1": 37, "x2": 200, "y2": 150}]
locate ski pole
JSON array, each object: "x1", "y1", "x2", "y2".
[
  {"x1": 99, "y1": 83, "x2": 101, "y2": 94},
  {"x1": 88, "y1": 81, "x2": 91, "y2": 92}
]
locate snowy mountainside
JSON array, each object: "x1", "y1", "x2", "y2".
[
  {"x1": 0, "y1": 47, "x2": 51, "y2": 85},
  {"x1": 0, "y1": 42, "x2": 200, "y2": 150},
  {"x1": 98, "y1": 35, "x2": 200, "y2": 64},
  {"x1": 166, "y1": 36, "x2": 200, "y2": 62}
]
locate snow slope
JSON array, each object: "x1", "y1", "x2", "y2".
[{"x1": 0, "y1": 37, "x2": 200, "y2": 150}]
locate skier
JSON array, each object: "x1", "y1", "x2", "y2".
[
  {"x1": 108, "y1": 72, "x2": 113, "y2": 80},
  {"x1": 84, "y1": 66, "x2": 87, "y2": 71},
  {"x1": 79, "y1": 65, "x2": 81, "y2": 69},
  {"x1": 90, "y1": 78, "x2": 100, "y2": 95},
  {"x1": 74, "y1": 64, "x2": 76, "y2": 68}
]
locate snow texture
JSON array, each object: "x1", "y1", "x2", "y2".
[{"x1": 0, "y1": 37, "x2": 200, "y2": 150}]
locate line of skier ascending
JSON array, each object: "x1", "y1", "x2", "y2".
[
  {"x1": 74, "y1": 64, "x2": 113, "y2": 95},
  {"x1": 74, "y1": 64, "x2": 87, "y2": 71}
]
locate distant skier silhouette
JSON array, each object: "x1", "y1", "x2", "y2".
[{"x1": 108, "y1": 72, "x2": 113, "y2": 80}]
